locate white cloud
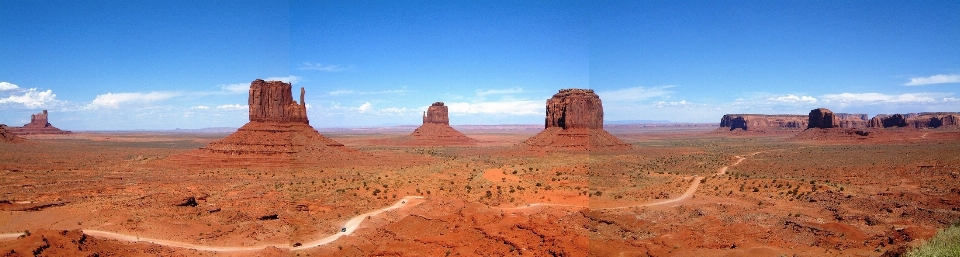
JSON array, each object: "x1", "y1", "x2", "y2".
[
  {"x1": 193, "y1": 105, "x2": 210, "y2": 109},
  {"x1": 0, "y1": 88, "x2": 56, "y2": 108},
  {"x1": 216, "y1": 104, "x2": 247, "y2": 110},
  {"x1": 654, "y1": 100, "x2": 690, "y2": 108},
  {"x1": 264, "y1": 76, "x2": 302, "y2": 84},
  {"x1": 219, "y1": 83, "x2": 248, "y2": 94},
  {"x1": 0, "y1": 82, "x2": 19, "y2": 91},
  {"x1": 446, "y1": 100, "x2": 542, "y2": 115},
  {"x1": 378, "y1": 107, "x2": 409, "y2": 115},
  {"x1": 298, "y1": 62, "x2": 346, "y2": 72},
  {"x1": 820, "y1": 92, "x2": 950, "y2": 103},
  {"x1": 86, "y1": 92, "x2": 179, "y2": 109},
  {"x1": 944, "y1": 97, "x2": 959, "y2": 102},
  {"x1": 904, "y1": 74, "x2": 960, "y2": 86},
  {"x1": 357, "y1": 102, "x2": 372, "y2": 112},
  {"x1": 769, "y1": 94, "x2": 818, "y2": 103},
  {"x1": 476, "y1": 87, "x2": 523, "y2": 96},
  {"x1": 597, "y1": 86, "x2": 675, "y2": 102}
]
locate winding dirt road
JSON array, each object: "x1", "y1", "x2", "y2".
[
  {"x1": 0, "y1": 152, "x2": 765, "y2": 252},
  {"x1": 0, "y1": 196, "x2": 425, "y2": 252}
]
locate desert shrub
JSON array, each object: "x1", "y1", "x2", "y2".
[{"x1": 906, "y1": 221, "x2": 960, "y2": 257}]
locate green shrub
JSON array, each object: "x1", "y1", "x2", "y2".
[{"x1": 907, "y1": 221, "x2": 960, "y2": 257}]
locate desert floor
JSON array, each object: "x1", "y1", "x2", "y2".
[{"x1": 1, "y1": 126, "x2": 958, "y2": 256}]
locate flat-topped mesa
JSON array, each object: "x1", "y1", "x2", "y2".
[
  {"x1": 422, "y1": 102, "x2": 449, "y2": 125},
  {"x1": 248, "y1": 79, "x2": 308, "y2": 124},
  {"x1": 718, "y1": 114, "x2": 807, "y2": 131},
  {"x1": 545, "y1": 88, "x2": 603, "y2": 129},
  {"x1": 869, "y1": 112, "x2": 960, "y2": 128},
  {"x1": 808, "y1": 108, "x2": 839, "y2": 129},
  {"x1": 523, "y1": 88, "x2": 629, "y2": 151},
  {"x1": 835, "y1": 113, "x2": 869, "y2": 129}
]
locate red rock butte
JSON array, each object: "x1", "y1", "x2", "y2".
[
  {"x1": 8, "y1": 110, "x2": 71, "y2": 135},
  {"x1": 523, "y1": 88, "x2": 630, "y2": 151},
  {"x1": 169, "y1": 79, "x2": 353, "y2": 167},
  {"x1": 807, "y1": 108, "x2": 870, "y2": 129},
  {"x1": 715, "y1": 114, "x2": 808, "y2": 132},
  {"x1": 405, "y1": 102, "x2": 477, "y2": 145},
  {"x1": 0, "y1": 124, "x2": 25, "y2": 143},
  {"x1": 869, "y1": 112, "x2": 960, "y2": 128}
]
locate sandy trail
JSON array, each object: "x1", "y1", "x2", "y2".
[
  {"x1": 0, "y1": 151, "x2": 768, "y2": 252},
  {"x1": 0, "y1": 196, "x2": 425, "y2": 252},
  {"x1": 505, "y1": 150, "x2": 766, "y2": 211}
]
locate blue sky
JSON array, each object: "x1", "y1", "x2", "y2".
[{"x1": 2, "y1": 1, "x2": 959, "y2": 130}]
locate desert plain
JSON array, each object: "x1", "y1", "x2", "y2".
[{"x1": 1, "y1": 124, "x2": 958, "y2": 256}]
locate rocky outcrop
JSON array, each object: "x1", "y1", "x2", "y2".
[
  {"x1": 545, "y1": 88, "x2": 603, "y2": 129},
  {"x1": 9, "y1": 110, "x2": 71, "y2": 135},
  {"x1": 906, "y1": 112, "x2": 960, "y2": 128},
  {"x1": 867, "y1": 112, "x2": 960, "y2": 128},
  {"x1": 169, "y1": 79, "x2": 353, "y2": 167},
  {"x1": 422, "y1": 102, "x2": 450, "y2": 125},
  {"x1": 808, "y1": 108, "x2": 839, "y2": 129},
  {"x1": 0, "y1": 124, "x2": 25, "y2": 143},
  {"x1": 402, "y1": 102, "x2": 476, "y2": 145},
  {"x1": 248, "y1": 79, "x2": 308, "y2": 124},
  {"x1": 835, "y1": 113, "x2": 869, "y2": 129},
  {"x1": 524, "y1": 88, "x2": 629, "y2": 151},
  {"x1": 717, "y1": 114, "x2": 807, "y2": 132}
]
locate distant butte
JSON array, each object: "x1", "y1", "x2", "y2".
[
  {"x1": 405, "y1": 102, "x2": 477, "y2": 145},
  {"x1": 869, "y1": 112, "x2": 960, "y2": 128},
  {"x1": 9, "y1": 110, "x2": 71, "y2": 135},
  {"x1": 168, "y1": 79, "x2": 355, "y2": 167},
  {"x1": 522, "y1": 88, "x2": 630, "y2": 151}
]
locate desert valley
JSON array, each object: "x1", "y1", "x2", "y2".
[{"x1": 1, "y1": 81, "x2": 958, "y2": 256}]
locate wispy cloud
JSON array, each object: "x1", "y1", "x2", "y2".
[
  {"x1": 597, "y1": 86, "x2": 675, "y2": 102},
  {"x1": 476, "y1": 87, "x2": 523, "y2": 96},
  {"x1": 769, "y1": 94, "x2": 817, "y2": 103},
  {"x1": 298, "y1": 62, "x2": 346, "y2": 72},
  {"x1": 820, "y1": 92, "x2": 951, "y2": 103},
  {"x1": 193, "y1": 105, "x2": 210, "y2": 109},
  {"x1": 0, "y1": 82, "x2": 19, "y2": 91},
  {"x1": 904, "y1": 74, "x2": 960, "y2": 86},
  {"x1": 654, "y1": 100, "x2": 691, "y2": 108},
  {"x1": 216, "y1": 104, "x2": 247, "y2": 110},
  {"x1": 263, "y1": 75, "x2": 302, "y2": 84},
  {"x1": 0, "y1": 88, "x2": 57, "y2": 108},
  {"x1": 219, "y1": 83, "x2": 248, "y2": 94},
  {"x1": 86, "y1": 92, "x2": 179, "y2": 109}
]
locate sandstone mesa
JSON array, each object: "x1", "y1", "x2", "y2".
[{"x1": 523, "y1": 88, "x2": 629, "y2": 151}]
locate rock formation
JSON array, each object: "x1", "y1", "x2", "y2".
[
  {"x1": 405, "y1": 102, "x2": 477, "y2": 145},
  {"x1": 422, "y1": 102, "x2": 450, "y2": 125},
  {"x1": 867, "y1": 112, "x2": 960, "y2": 128},
  {"x1": 8, "y1": 110, "x2": 71, "y2": 135},
  {"x1": 807, "y1": 108, "x2": 839, "y2": 129},
  {"x1": 835, "y1": 113, "x2": 869, "y2": 129},
  {"x1": 523, "y1": 88, "x2": 629, "y2": 151},
  {"x1": 248, "y1": 79, "x2": 309, "y2": 123},
  {"x1": 0, "y1": 124, "x2": 25, "y2": 143},
  {"x1": 169, "y1": 79, "x2": 353, "y2": 166},
  {"x1": 545, "y1": 89, "x2": 604, "y2": 129},
  {"x1": 716, "y1": 114, "x2": 807, "y2": 132}
]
